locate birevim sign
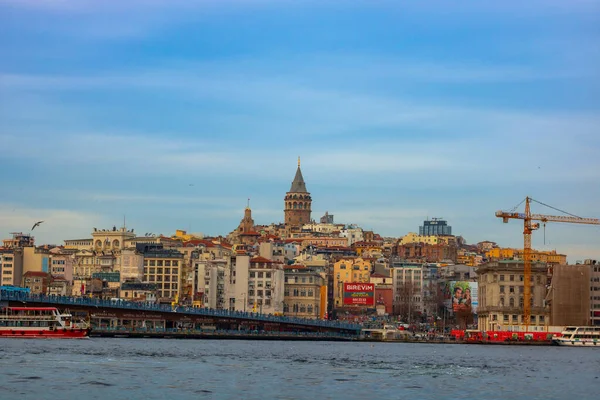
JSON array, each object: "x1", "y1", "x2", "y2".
[{"x1": 343, "y1": 283, "x2": 375, "y2": 306}]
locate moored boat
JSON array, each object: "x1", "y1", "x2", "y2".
[
  {"x1": 0, "y1": 306, "x2": 90, "y2": 338},
  {"x1": 553, "y1": 326, "x2": 600, "y2": 347}
]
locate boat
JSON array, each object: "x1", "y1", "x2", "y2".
[
  {"x1": 0, "y1": 306, "x2": 90, "y2": 338},
  {"x1": 552, "y1": 326, "x2": 600, "y2": 347}
]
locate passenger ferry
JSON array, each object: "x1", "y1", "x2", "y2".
[
  {"x1": 553, "y1": 326, "x2": 600, "y2": 347},
  {"x1": 0, "y1": 306, "x2": 90, "y2": 338}
]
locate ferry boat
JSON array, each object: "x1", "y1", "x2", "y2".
[
  {"x1": 552, "y1": 326, "x2": 600, "y2": 347},
  {"x1": 0, "y1": 306, "x2": 90, "y2": 338}
]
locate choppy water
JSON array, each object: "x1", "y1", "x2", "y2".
[{"x1": 0, "y1": 338, "x2": 598, "y2": 400}]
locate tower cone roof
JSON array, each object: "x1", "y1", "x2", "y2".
[{"x1": 289, "y1": 157, "x2": 307, "y2": 193}]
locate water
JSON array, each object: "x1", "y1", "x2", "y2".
[{"x1": 0, "y1": 339, "x2": 598, "y2": 400}]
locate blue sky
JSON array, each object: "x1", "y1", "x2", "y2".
[{"x1": 1, "y1": 0, "x2": 599, "y2": 261}]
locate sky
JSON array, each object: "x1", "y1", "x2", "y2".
[{"x1": 1, "y1": 0, "x2": 599, "y2": 262}]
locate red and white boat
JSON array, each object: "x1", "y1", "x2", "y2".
[{"x1": 0, "y1": 306, "x2": 90, "y2": 338}]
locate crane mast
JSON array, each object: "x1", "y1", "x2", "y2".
[{"x1": 496, "y1": 197, "x2": 600, "y2": 329}]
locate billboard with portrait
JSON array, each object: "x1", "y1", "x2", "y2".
[{"x1": 449, "y1": 281, "x2": 478, "y2": 314}]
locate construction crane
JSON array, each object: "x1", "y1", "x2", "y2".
[{"x1": 496, "y1": 197, "x2": 600, "y2": 328}]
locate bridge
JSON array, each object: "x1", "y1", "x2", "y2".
[{"x1": 0, "y1": 290, "x2": 361, "y2": 339}]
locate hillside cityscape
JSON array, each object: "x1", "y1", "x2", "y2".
[{"x1": 2, "y1": 161, "x2": 598, "y2": 331}]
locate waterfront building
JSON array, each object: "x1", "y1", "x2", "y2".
[
  {"x1": 283, "y1": 265, "x2": 326, "y2": 319},
  {"x1": 119, "y1": 248, "x2": 144, "y2": 282},
  {"x1": 419, "y1": 218, "x2": 452, "y2": 236},
  {"x1": 477, "y1": 261, "x2": 549, "y2": 331},
  {"x1": 47, "y1": 278, "x2": 71, "y2": 296},
  {"x1": 225, "y1": 255, "x2": 250, "y2": 312},
  {"x1": 390, "y1": 260, "x2": 425, "y2": 320},
  {"x1": 0, "y1": 248, "x2": 23, "y2": 286},
  {"x1": 140, "y1": 244, "x2": 184, "y2": 301},
  {"x1": 247, "y1": 256, "x2": 285, "y2": 315},
  {"x1": 332, "y1": 257, "x2": 372, "y2": 308},
  {"x1": 545, "y1": 264, "x2": 591, "y2": 326},
  {"x1": 284, "y1": 158, "x2": 312, "y2": 229},
  {"x1": 590, "y1": 260, "x2": 600, "y2": 325},
  {"x1": 121, "y1": 281, "x2": 158, "y2": 303},
  {"x1": 194, "y1": 258, "x2": 228, "y2": 309},
  {"x1": 23, "y1": 271, "x2": 51, "y2": 294}
]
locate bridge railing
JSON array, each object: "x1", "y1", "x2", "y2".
[{"x1": 0, "y1": 290, "x2": 361, "y2": 332}]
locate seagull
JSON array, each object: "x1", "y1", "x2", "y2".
[{"x1": 31, "y1": 221, "x2": 44, "y2": 231}]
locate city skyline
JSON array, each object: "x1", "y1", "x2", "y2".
[{"x1": 1, "y1": 0, "x2": 599, "y2": 261}]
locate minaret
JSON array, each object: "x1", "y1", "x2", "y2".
[{"x1": 284, "y1": 157, "x2": 312, "y2": 227}]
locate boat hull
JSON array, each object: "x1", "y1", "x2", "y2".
[
  {"x1": 0, "y1": 328, "x2": 90, "y2": 339},
  {"x1": 553, "y1": 338, "x2": 600, "y2": 347}
]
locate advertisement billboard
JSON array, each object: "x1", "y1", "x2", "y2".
[
  {"x1": 343, "y1": 283, "x2": 375, "y2": 306},
  {"x1": 449, "y1": 281, "x2": 478, "y2": 314}
]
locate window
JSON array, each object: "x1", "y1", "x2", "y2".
[
  {"x1": 300, "y1": 290, "x2": 306, "y2": 297},
  {"x1": 512, "y1": 315, "x2": 518, "y2": 323},
  {"x1": 165, "y1": 260, "x2": 171, "y2": 266},
  {"x1": 509, "y1": 286, "x2": 515, "y2": 294},
  {"x1": 539, "y1": 315, "x2": 545, "y2": 323},
  {"x1": 172, "y1": 261, "x2": 179, "y2": 266},
  {"x1": 307, "y1": 305, "x2": 313, "y2": 313},
  {"x1": 500, "y1": 275, "x2": 505, "y2": 281},
  {"x1": 503, "y1": 315, "x2": 509, "y2": 322},
  {"x1": 258, "y1": 272, "x2": 264, "y2": 278},
  {"x1": 258, "y1": 290, "x2": 263, "y2": 296},
  {"x1": 293, "y1": 289, "x2": 299, "y2": 296},
  {"x1": 519, "y1": 275, "x2": 524, "y2": 282},
  {"x1": 499, "y1": 297, "x2": 505, "y2": 306},
  {"x1": 500, "y1": 285, "x2": 505, "y2": 293},
  {"x1": 509, "y1": 298, "x2": 515, "y2": 307},
  {"x1": 510, "y1": 275, "x2": 515, "y2": 282},
  {"x1": 157, "y1": 260, "x2": 163, "y2": 267},
  {"x1": 150, "y1": 260, "x2": 156, "y2": 266},
  {"x1": 266, "y1": 272, "x2": 271, "y2": 278},
  {"x1": 309, "y1": 277, "x2": 313, "y2": 283},
  {"x1": 307, "y1": 290, "x2": 314, "y2": 297},
  {"x1": 250, "y1": 272, "x2": 255, "y2": 278}
]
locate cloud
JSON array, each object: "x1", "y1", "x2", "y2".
[{"x1": 0, "y1": 205, "x2": 108, "y2": 244}]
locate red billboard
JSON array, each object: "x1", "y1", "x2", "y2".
[{"x1": 343, "y1": 283, "x2": 375, "y2": 306}]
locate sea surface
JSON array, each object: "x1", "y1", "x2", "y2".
[{"x1": 0, "y1": 338, "x2": 598, "y2": 400}]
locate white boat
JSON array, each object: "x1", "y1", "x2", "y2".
[{"x1": 553, "y1": 326, "x2": 600, "y2": 347}]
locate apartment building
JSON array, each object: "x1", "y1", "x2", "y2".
[{"x1": 283, "y1": 265, "x2": 326, "y2": 319}]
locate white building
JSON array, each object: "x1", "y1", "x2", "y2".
[
  {"x1": 391, "y1": 262, "x2": 424, "y2": 319},
  {"x1": 194, "y1": 259, "x2": 228, "y2": 309},
  {"x1": 247, "y1": 256, "x2": 285, "y2": 315}
]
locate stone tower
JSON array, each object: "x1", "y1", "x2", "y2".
[{"x1": 284, "y1": 157, "x2": 312, "y2": 227}]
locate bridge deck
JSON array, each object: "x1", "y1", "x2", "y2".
[{"x1": 0, "y1": 290, "x2": 361, "y2": 333}]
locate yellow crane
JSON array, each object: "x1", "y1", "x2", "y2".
[{"x1": 496, "y1": 197, "x2": 600, "y2": 328}]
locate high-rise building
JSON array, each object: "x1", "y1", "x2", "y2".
[{"x1": 419, "y1": 218, "x2": 452, "y2": 236}]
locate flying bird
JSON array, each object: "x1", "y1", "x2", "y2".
[{"x1": 31, "y1": 221, "x2": 44, "y2": 231}]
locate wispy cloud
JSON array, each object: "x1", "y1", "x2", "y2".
[{"x1": 0, "y1": 204, "x2": 108, "y2": 244}]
